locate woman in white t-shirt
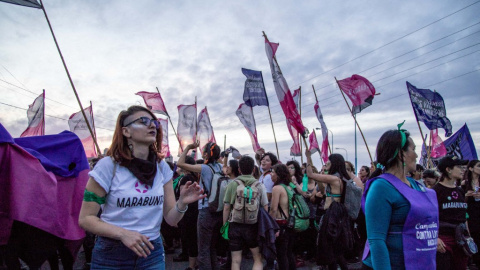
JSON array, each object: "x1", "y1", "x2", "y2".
[{"x1": 79, "y1": 106, "x2": 205, "y2": 269}]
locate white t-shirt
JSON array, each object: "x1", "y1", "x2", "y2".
[
  {"x1": 259, "y1": 171, "x2": 274, "y2": 194},
  {"x1": 89, "y1": 157, "x2": 173, "y2": 240}
]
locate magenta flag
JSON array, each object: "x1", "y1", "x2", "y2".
[
  {"x1": 236, "y1": 103, "x2": 261, "y2": 152},
  {"x1": 158, "y1": 118, "x2": 171, "y2": 158},
  {"x1": 197, "y1": 107, "x2": 216, "y2": 154},
  {"x1": 287, "y1": 119, "x2": 301, "y2": 156},
  {"x1": 136, "y1": 91, "x2": 169, "y2": 117},
  {"x1": 314, "y1": 102, "x2": 329, "y2": 163},
  {"x1": 292, "y1": 88, "x2": 300, "y2": 110},
  {"x1": 430, "y1": 129, "x2": 447, "y2": 158},
  {"x1": 177, "y1": 104, "x2": 197, "y2": 156},
  {"x1": 20, "y1": 91, "x2": 45, "y2": 137},
  {"x1": 308, "y1": 130, "x2": 320, "y2": 155},
  {"x1": 265, "y1": 37, "x2": 306, "y2": 137},
  {"x1": 337, "y1": 74, "x2": 376, "y2": 115},
  {"x1": 68, "y1": 104, "x2": 97, "y2": 158}
]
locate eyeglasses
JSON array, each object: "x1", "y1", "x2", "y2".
[
  {"x1": 124, "y1": 116, "x2": 160, "y2": 129},
  {"x1": 288, "y1": 167, "x2": 295, "y2": 170}
]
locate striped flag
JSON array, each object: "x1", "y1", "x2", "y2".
[
  {"x1": 236, "y1": 103, "x2": 261, "y2": 152},
  {"x1": 197, "y1": 107, "x2": 216, "y2": 155},
  {"x1": 177, "y1": 104, "x2": 197, "y2": 156},
  {"x1": 68, "y1": 104, "x2": 97, "y2": 158},
  {"x1": 314, "y1": 101, "x2": 329, "y2": 163},
  {"x1": 20, "y1": 91, "x2": 45, "y2": 137},
  {"x1": 308, "y1": 130, "x2": 320, "y2": 155}
]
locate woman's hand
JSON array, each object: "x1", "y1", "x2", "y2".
[
  {"x1": 305, "y1": 148, "x2": 311, "y2": 158},
  {"x1": 186, "y1": 140, "x2": 200, "y2": 150},
  {"x1": 178, "y1": 181, "x2": 207, "y2": 205},
  {"x1": 437, "y1": 238, "x2": 446, "y2": 253},
  {"x1": 119, "y1": 230, "x2": 154, "y2": 258}
]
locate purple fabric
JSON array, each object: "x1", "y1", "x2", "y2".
[
  {"x1": 0, "y1": 124, "x2": 88, "y2": 255},
  {"x1": 362, "y1": 174, "x2": 439, "y2": 270}
]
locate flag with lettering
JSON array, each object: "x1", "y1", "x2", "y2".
[
  {"x1": 308, "y1": 130, "x2": 320, "y2": 155},
  {"x1": 0, "y1": 0, "x2": 41, "y2": 8},
  {"x1": 197, "y1": 107, "x2": 216, "y2": 155},
  {"x1": 158, "y1": 118, "x2": 171, "y2": 158},
  {"x1": 265, "y1": 37, "x2": 306, "y2": 137},
  {"x1": 430, "y1": 129, "x2": 446, "y2": 158},
  {"x1": 236, "y1": 103, "x2": 261, "y2": 152},
  {"x1": 442, "y1": 124, "x2": 477, "y2": 160},
  {"x1": 20, "y1": 91, "x2": 45, "y2": 137},
  {"x1": 68, "y1": 105, "x2": 97, "y2": 158},
  {"x1": 177, "y1": 104, "x2": 197, "y2": 156},
  {"x1": 314, "y1": 101, "x2": 329, "y2": 163},
  {"x1": 337, "y1": 74, "x2": 376, "y2": 115},
  {"x1": 135, "y1": 91, "x2": 169, "y2": 117},
  {"x1": 242, "y1": 68, "x2": 269, "y2": 107},
  {"x1": 406, "y1": 81, "x2": 453, "y2": 137}
]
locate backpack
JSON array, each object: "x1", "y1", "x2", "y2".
[
  {"x1": 330, "y1": 173, "x2": 362, "y2": 220},
  {"x1": 229, "y1": 180, "x2": 262, "y2": 224},
  {"x1": 202, "y1": 164, "x2": 231, "y2": 213},
  {"x1": 280, "y1": 184, "x2": 310, "y2": 232}
]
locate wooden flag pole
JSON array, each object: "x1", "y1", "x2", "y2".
[
  {"x1": 267, "y1": 106, "x2": 280, "y2": 158},
  {"x1": 312, "y1": 85, "x2": 332, "y2": 154},
  {"x1": 335, "y1": 77, "x2": 373, "y2": 163},
  {"x1": 224, "y1": 135, "x2": 226, "y2": 151},
  {"x1": 299, "y1": 86, "x2": 303, "y2": 164},
  {"x1": 42, "y1": 89, "x2": 46, "y2": 135},
  {"x1": 40, "y1": 0, "x2": 101, "y2": 155},
  {"x1": 90, "y1": 100, "x2": 101, "y2": 155},
  {"x1": 156, "y1": 87, "x2": 183, "y2": 152},
  {"x1": 427, "y1": 130, "x2": 433, "y2": 169}
]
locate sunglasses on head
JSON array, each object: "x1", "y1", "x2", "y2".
[{"x1": 124, "y1": 116, "x2": 160, "y2": 129}]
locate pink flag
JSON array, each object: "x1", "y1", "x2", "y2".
[
  {"x1": 158, "y1": 118, "x2": 171, "y2": 158},
  {"x1": 135, "y1": 91, "x2": 169, "y2": 117},
  {"x1": 265, "y1": 37, "x2": 306, "y2": 137},
  {"x1": 287, "y1": 119, "x2": 301, "y2": 156},
  {"x1": 236, "y1": 103, "x2": 261, "y2": 152},
  {"x1": 292, "y1": 88, "x2": 300, "y2": 110},
  {"x1": 177, "y1": 104, "x2": 197, "y2": 156},
  {"x1": 431, "y1": 129, "x2": 447, "y2": 158},
  {"x1": 20, "y1": 90, "x2": 45, "y2": 137},
  {"x1": 337, "y1": 74, "x2": 376, "y2": 114},
  {"x1": 314, "y1": 102, "x2": 329, "y2": 163},
  {"x1": 197, "y1": 107, "x2": 216, "y2": 155},
  {"x1": 308, "y1": 130, "x2": 320, "y2": 155},
  {"x1": 68, "y1": 104, "x2": 97, "y2": 158}
]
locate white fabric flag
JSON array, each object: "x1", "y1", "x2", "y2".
[
  {"x1": 197, "y1": 107, "x2": 216, "y2": 155},
  {"x1": 177, "y1": 104, "x2": 197, "y2": 156},
  {"x1": 236, "y1": 103, "x2": 261, "y2": 152},
  {"x1": 20, "y1": 91, "x2": 45, "y2": 137},
  {"x1": 68, "y1": 105, "x2": 97, "y2": 158},
  {"x1": 158, "y1": 118, "x2": 171, "y2": 158}
]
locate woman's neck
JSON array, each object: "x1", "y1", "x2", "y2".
[
  {"x1": 386, "y1": 166, "x2": 408, "y2": 184},
  {"x1": 130, "y1": 143, "x2": 149, "y2": 160},
  {"x1": 440, "y1": 177, "x2": 457, "y2": 188}
]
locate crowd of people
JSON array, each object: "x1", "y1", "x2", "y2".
[{"x1": 2, "y1": 105, "x2": 479, "y2": 270}]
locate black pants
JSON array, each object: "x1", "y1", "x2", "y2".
[
  {"x1": 276, "y1": 228, "x2": 296, "y2": 270},
  {"x1": 179, "y1": 211, "x2": 198, "y2": 257}
]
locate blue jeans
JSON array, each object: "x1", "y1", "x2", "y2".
[{"x1": 91, "y1": 236, "x2": 165, "y2": 270}]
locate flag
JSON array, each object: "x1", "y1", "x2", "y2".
[
  {"x1": 287, "y1": 119, "x2": 301, "y2": 156},
  {"x1": 292, "y1": 88, "x2": 300, "y2": 111},
  {"x1": 236, "y1": 103, "x2": 261, "y2": 152},
  {"x1": 135, "y1": 91, "x2": 169, "y2": 117},
  {"x1": 242, "y1": 68, "x2": 269, "y2": 107},
  {"x1": 20, "y1": 91, "x2": 45, "y2": 137},
  {"x1": 68, "y1": 104, "x2": 97, "y2": 158},
  {"x1": 430, "y1": 129, "x2": 447, "y2": 158},
  {"x1": 158, "y1": 118, "x2": 171, "y2": 158},
  {"x1": 264, "y1": 37, "x2": 306, "y2": 137},
  {"x1": 442, "y1": 124, "x2": 477, "y2": 160},
  {"x1": 177, "y1": 104, "x2": 197, "y2": 156},
  {"x1": 314, "y1": 101, "x2": 329, "y2": 163},
  {"x1": 406, "y1": 81, "x2": 453, "y2": 137},
  {"x1": 337, "y1": 74, "x2": 376, "y2": 115},
  {"x1": 308, "y1": 130, "x2": 320, "y2": 155},
  {"x1": 197, "y1": 107, "x2": 216, "y2": 154},
  {"x1": 0, "y1": 0, "x2": 41, "y2": 8}
]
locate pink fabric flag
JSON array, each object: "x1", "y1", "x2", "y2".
[
  {"x1": 265, "y1": 37, "x2": 306, "y2": 137},
  {"x1": 236, "y1": 103, "x2": 261, "y2": 152},
  {"x1": 158, "y1": 118, "x2": 171, "y2": 158},
  {"x1": 68, "y1": 105, "x2": 97, "y2": 158},
  {"x1": 337, "y1": 74, "x2": 376, "y2": 115},
  {"x1": 177, "y1": 104, "x2": 197, "y2": 156},
  {"x1": 135, "y1": 91, "x2": 169, "y2": 117},
  {"x1": 197, "y1": 107, "x2": 216, "y2": 155},
  {"x1": 431, "y1": 129, "x2": 447, "y2": 158},
  {"x1": 314, "y1": 102, "x2": 329, "y2": 163},
  {"x1": 287, "y1": 119, "x2": 301, "y2": 156},
  {"x1": 292, "y1": 88, "x2": 300, "y2": 110},
  {"x1": 20, "y1": 91, "x2": 45, "y2": 137},
  {"x1": 308, "y1": 130, "x2": 320, "y2": 155}
]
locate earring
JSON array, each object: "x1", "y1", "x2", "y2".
[
  {"x1": 403, "y1": 162, "x2": 406, "y2": 167},
  {"x1": 128, "y1": 144, "x2": 134, "y2": 155}
]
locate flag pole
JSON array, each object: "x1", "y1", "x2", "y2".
[
  {"x1": 42, "y1": 89, "x2": 45, "y2": 135},
  {"x1": 313, "y1": 130, "x2": 325, "y2": 166},
  {"x1": 90, "y1": 100, "x2": 101, "y2": 156},
  {"x1": 156, "y1": 87, "x2": 183, "y2": 152},
  {"x1": 312, "y1": 85, "x2": 332, "y2": 154},
  {"x1": 335, "y1": 77, "x2": 373, "y2": 163},
  {"x1": 39, "y1": 0, "x2": 100, "y2": 155},
  {"x1": 224, "y1": 135, "x2": 226, "y2": 151},
  {"x1": 299, "y1": 86, "x2": 303, "y2": 164}
]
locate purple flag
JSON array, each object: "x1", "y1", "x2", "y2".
[{"x1": 242, "y1": 68, "x2": 269, "y2": 107}]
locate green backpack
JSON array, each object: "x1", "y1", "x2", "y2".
[{"x1": 280, "y1": 183, "x2": 310, "y2": 232}]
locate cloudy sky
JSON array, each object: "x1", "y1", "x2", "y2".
[{"x1": 1, "y1": 0, "x2": 479, "y2": 171}]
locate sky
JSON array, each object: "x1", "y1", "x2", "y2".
[{"x1": 1, "y1": 0, "x2": 479, "y2": 172}]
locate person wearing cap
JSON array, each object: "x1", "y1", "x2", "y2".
[
  {"x1": 422, "y1": 169, "x2": 440, "y2": 188},
  {"x1": 361, "y1": 122, "x2": 439, "y2": 270},
  {"x1": 434, "y1": 155, "x2": 469, "y2": 270}
]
